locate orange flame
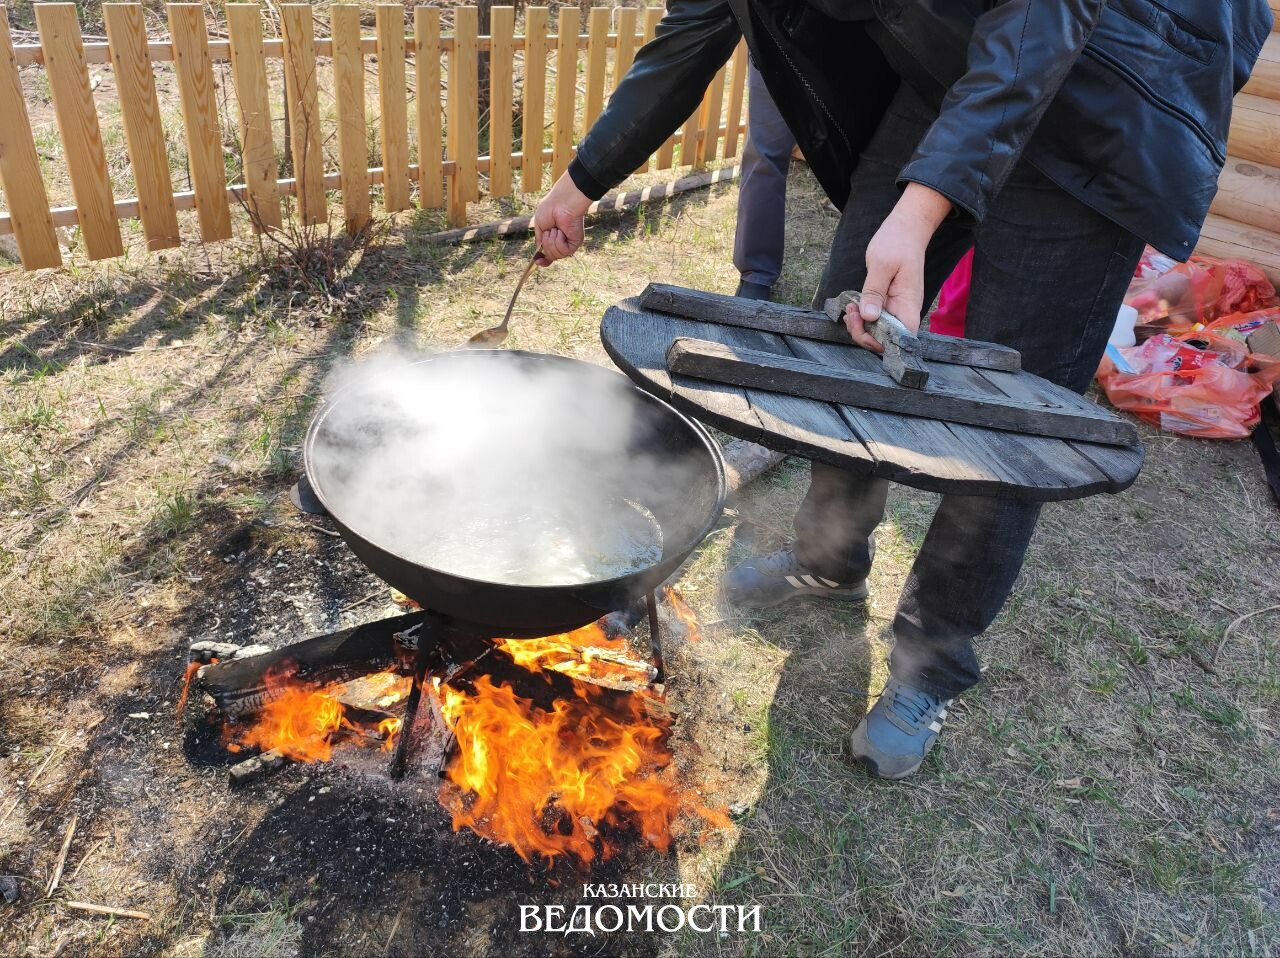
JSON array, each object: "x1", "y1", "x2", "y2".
[
  {"x1": 220, "y1": 607, "x2": 725, "y2": 866},
  {"x1": 228, "y1": 666, "x2": 406, "y2": 762},
  {"x1": 663, "y1": 587, "x2": 701, "y2": 642},
  {"x1": 437, "y1": 676, "x2": 684, "y2": 865},
  {"x1": 377, "y1": 716, "x2": 403, "y2": 752},
  {"x1": 236, "y1": 677, "x2": 345, "y2": 762},
  {"x1": 493, "y1": 622, "x2": 653, "y2": 687},
  {"x1": 176, "y1": 658, "x2": 210, "y2": 717}
]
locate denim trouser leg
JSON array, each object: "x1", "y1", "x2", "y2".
[
  {"x1": 793, "y1": 84, "x2": 1146, "y2": 700},
  {"x1": 732, "y1": 63, "x2": 796, "y2": 288},
  {"x1": 794, "y1": 86, "x2": 972, "y2": 585},
  {"x1": 793, "y1": 465, "x2": 888, "y2": 582}
]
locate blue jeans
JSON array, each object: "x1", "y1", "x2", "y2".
[
  {"x1": 793, "y1": 84, "x2": 1145, "y2": 700},
  {"x1": 732, "y1": 63, "x2": 795, "y2": 288}
]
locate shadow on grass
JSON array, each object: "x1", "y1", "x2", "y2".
[
  {"x1": 0, "y1": 178, "x2": 728, "y2": 382},
  {"x1": 670, "y1": 472, "x2": 920, "y2": 956},
  {"x1": 0, "y1": 286, "x2": 358, "y2": 613},
  {"x1": 709, "y1": 630, "x2": 887, "y2": 953}
]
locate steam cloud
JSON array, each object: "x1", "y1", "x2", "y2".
[{"x1": 308, "y1": 348, "x2": 717, "y2": 587}]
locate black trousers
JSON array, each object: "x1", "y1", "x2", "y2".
[{"x1": 794, "y1": 84, "x2": 1146, "y2": 700}]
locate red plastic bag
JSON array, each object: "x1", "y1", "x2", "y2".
[
  {"x1": 1126, "y1": 254, "x2": 1279, "y2": 339},
  {"x1": 1097, "y1": 332, "x2": 1280, "y2": 439},
  {"x1": 1195, "y1": 311, "x2": 1280, "y2": 383},
  {"x1": 1205, "y1": 308, "x2": 1280, "y2": 346}
]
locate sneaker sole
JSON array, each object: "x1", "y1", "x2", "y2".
[
  {"x1": 844, "y1": 749, "x2": 920, "y2": 781},
  {"x1": 731, "y1": 582, "x2": 869, "y2": 611},
  {"x1": 843, "y1": 728, "x2": 927, "y2": 780}
]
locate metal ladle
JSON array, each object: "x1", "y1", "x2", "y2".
[{"x1": 467, "y1": 247, "x2": 542, "y2": 348}]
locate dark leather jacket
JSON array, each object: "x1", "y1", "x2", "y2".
[{"x1": 569, "y1": 0, "x2": 1273, "y2": 260}]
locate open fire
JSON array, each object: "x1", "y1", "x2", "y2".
[
  {"x1": 225, "y1": 668, "x2": 408, "y2": 762},
  {"x1": 209, "y1": 612, "x2": 722, "y2": 865},
  {"x1": 438, "y1": 674, "x2": 687, "y2": 865}
]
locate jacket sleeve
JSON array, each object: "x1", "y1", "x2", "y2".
[
  {"x1": 568, "y1": 0, "x2": 741, "y2": 199},
  {"x1": 898, "y1": 0, "x2": 1106, "y2": 222}
]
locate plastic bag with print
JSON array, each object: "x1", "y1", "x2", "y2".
[{"x1": 1096, "y1": 332, "x2": 1280, "y2": 440}]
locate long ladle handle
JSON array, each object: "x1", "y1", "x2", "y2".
[{"x1": 501, "y1": 247, "x2": 542, "y2": 332}]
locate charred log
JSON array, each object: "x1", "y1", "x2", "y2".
[{"x1": 198, "y1": 612, "x2": 426, "y2": 716}]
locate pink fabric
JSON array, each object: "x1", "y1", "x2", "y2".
[{"x1": 930, "y1": 249, "x2": 973, "y2": 338}]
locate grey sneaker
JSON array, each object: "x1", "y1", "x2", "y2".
[
  {"x1": 845, "y1": 677, "x2": 953, "y2": 780},
  {"x1": 723, "y1": 549, "x2": 868, "y2": 609}
]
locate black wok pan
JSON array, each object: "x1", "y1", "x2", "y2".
[{"x1": 303, "y1": 350, "x2": 725, "y2": 636}]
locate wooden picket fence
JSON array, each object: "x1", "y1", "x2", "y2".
[{"x1": 0, "y1": 3, "x2": 749, "y2": 271}]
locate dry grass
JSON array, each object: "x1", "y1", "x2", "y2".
[{"x1": 1, "y1": 154, "x2": 1277, "y2": 957}]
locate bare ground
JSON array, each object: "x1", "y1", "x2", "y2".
[{"x1": 1, "y1": 163, "x2": 1278, "y2": 957}]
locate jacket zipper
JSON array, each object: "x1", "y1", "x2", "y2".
[
  {"x1": 1082, "y1": 45, "x2": 1226, "y2": 164},
  {"x1": 755, "y1": 10, "x2": 853, "y2": 153}
]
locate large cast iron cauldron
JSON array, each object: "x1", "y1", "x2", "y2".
[{"x1": 303, "y1": 350, "x2": 725, "y2": 636}]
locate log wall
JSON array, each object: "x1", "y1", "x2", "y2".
[{"x1": 1208, "y1": 18, "x2": 1280, "y2": 281}]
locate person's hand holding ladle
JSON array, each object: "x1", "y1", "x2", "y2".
[{"x1": 467, "y1": 174, "x2": 591, "y2": 348}]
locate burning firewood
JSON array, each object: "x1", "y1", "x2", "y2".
[
  {"x1": 184, "y1": 595, "x2": 729, "y2": 865},
  {"x1": 493, "y1": 633, "x2": 658, "y2": 692},
  {"x1": 336, "y1": 672, "x2": 414, "y2": 713},
  {"x1": 197, "y1": 612, "x2": 424, "y2": 718}
]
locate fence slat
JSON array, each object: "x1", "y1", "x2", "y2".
[
  {"x1": 34, "y1": 3, "x2": 122, "y2": 260},
  {"x1": 694, "y1": 62, "x2": 727, "y2": 167},
  {"x1": 225, "y1": 4, "x2": 281, "y2": 232},
  {"x1": 280, "y1": 4, "x2": 325, "y2": 225},
  {"x1": 633, "y1": 7, "x2": 661, "y2": 174},
  {"x1": 104, "y1": 4, "x2": 180, "y2": 250},
  {"x1": 521, "y1": 7, "x2": 549, "y2": 193},
  {"x1": 376, "y1": 5, "x2": 410, "y2": 212},
  {"x1": 613, "y1": 8, "x2": 638, "y2": 86},
  {"x1": 331, "y1": 4, "x2": 369, "y2": 232},
  {"x1": 414, "y1": 7, "x2": 443, "y2": 208},
  {"x1": 460, "y1": 8, "x2": 480, "y2": 204},
  {"x1": 584, "y1": 7, "x2": 608, "y2": 132},
  {"x1": 642, "y1": 7, "x2": 662, "y2": 48},
  {"x1": 488, "y1": 6, "x2": 515, "y2": 198},
  {"x1": 447, "y1": 6, "x2": 478, "y2": 225},
  {"x1": 679, "y1": 93, "x2": 705, "y2": 170},
  {"x1": 168, "y1": 4, "x2": 232, "y2": 241},
  {"x1": 168, "y1": 5, "x2": 231, "y2": 243},
  {"x1": 551, "y1": 8, "x2": 578, "y2": 181},
  {"x1": 723, "y1": 39, "x2": 747, "y2": 159},
  {"x1": 655, "y1": 134, "x2": 676, "y2": 169},
  {"x1": 0, "y1": 6, "x2": 60, "y2": 268}
]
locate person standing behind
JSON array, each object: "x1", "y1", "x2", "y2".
[{"x1": 732, "y1": 63, "x2": 794, "y2": 302}]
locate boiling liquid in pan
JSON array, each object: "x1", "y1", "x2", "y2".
[{"x1": 410, "y1": 496, "x2": 664, "y2": 586}]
